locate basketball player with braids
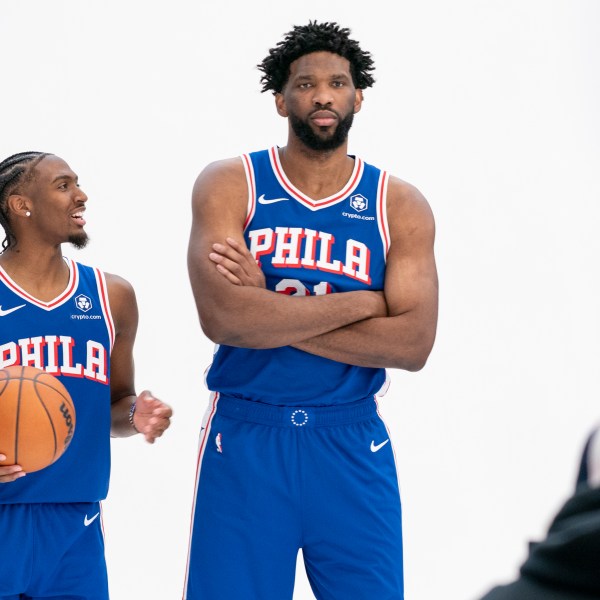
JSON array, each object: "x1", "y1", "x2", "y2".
[
  {"x1": 185, "y1": 21, "x2": 438, "y2": 599},
  {"x1": 0, "y1": 152, "x2": 172, "y2": 599}
]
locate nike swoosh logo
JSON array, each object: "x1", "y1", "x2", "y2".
[
  {"x1": 0, "y1": 304, "x2": 26, "y2": 316},
  {"x1": 370, "y1": 439, "x2": 390, "y2": 453},
  {"x1": 84, "y1": 512, "x2": 100, "y2": 527},
  {"x1": 258, "y1": 194, "x2": 289, "y2": 205}
]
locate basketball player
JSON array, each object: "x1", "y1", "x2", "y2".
[
  {"x1": 0, "y1": 152, "x2": 172, "y2": 599},
  {"x1": 185, "y1": 21, "x2": 438, "y2": 600}
]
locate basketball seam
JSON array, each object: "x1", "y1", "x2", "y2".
[
  {"x1": 32, "y1": 371, "x2": 75, "y2": 460},
  {"x1": 31, "y1": 377, "x2": 74, "y2": 410},
  {"x1": 33, "y1": 383, "x2": 59, "y2": 460},
  {"x1": 14, "y1": 367, "x2": 24, "y2": 464}
]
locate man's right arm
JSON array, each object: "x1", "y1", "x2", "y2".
[{"x1": 187, "y1": 158, "x2": 387, "y2": 349}]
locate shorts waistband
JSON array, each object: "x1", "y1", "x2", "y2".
[{"x1": 215, "y1": 394, "x2": 378, "y2": 428}]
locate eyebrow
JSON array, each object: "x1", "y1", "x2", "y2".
[
  {"x1": 295, "y1": 72, "x2": 350, "y2": 80},
  {"x1": 51, "y1": 173, "x2": 78, "y2": 184}
]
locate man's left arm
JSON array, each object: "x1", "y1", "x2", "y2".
[
  {"x1": 293, "y1": 178, "x2": 438, "y2": 370},
  {"x1": 106, "y1": 273, "x2": 172, "y2": 442}
]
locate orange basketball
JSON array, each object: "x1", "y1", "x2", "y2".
[{"x1": 0, "y1": 365, "x2": 76, "y2": 473}]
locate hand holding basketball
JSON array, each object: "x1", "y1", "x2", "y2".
[
  {"x1": 0, "y1": 365, "x2": 76, "y2": 475},
  {"x1": 0, "y1": 457, "x2": 25, "y2": 483}
]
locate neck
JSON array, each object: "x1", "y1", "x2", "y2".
[
  {"x1": 0, "y1": 245, "x2": 71, "y2": 300},
  {"x1": 279, "y1": 138, "x2": 354, "y2": 199}
]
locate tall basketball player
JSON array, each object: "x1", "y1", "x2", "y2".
[
  {"x1": 185, "y1": 21, "x2": 438, "y2": 600},
  {"x1": 0, "y1": 152, "x2": 172, "y2": 599}
]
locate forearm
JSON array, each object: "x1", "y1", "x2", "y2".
[
  {"x1": 292, "y1": 312, "x2": 436, "y2": 371},
  {"x1": 110, "y1": 394, "x2": 137, "y2": 438},
  {"x1": 200, "y1": 287, "x2": 386, "y2": 349}
]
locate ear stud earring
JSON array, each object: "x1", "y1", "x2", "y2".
[{"x1": 25, "y1": 211, "x2": 31, "y2": 217}]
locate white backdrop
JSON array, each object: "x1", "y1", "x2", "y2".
[{"x1": 1, "y1": 1, "x2": 599, "y2": 599}]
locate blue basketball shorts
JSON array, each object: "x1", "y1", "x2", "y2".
[
  {"x1": 0, "y1": 501, "x2": 108, "y2": 600},
  {"x1": 184, "y1": 393, "x2": 404, "y2": 600}
]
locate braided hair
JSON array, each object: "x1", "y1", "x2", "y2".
[
  {"x1": 258, "y1": 21, "x2": 376, "y2": 95},
  {"x1": 0, "y1": 151, "x2": 50, "y2": 251}
]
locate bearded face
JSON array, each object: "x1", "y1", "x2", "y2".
[{"x1": 288, "y1": 109, "x2": 355, "y2": 152}]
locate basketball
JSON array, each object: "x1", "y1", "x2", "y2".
[{"x1": 0, "y1": 365, "x2": 76, "y2": 473}]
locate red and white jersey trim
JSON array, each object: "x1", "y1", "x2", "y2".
[
  {"x1": 242, "y1": 153, "x2": 256, "y2": 231},
  {"x1": 242, "y1": 147, "x2": 371, "y2": 221},
  {"x1": 94, "y1": 268, "x2": 115, "y2": 352},
  {"x1": 268, "y1": 146, "x2": 364, "y2": 211},
  {"x1": 0, "y1": 256, "x2": 79, "y2": 310},
  {"x1": 183, "y1": 391, "x2": 220, "y2": 598},
  {"x1": 376, "y1": 171, "x2": 391, "y2": 259}
]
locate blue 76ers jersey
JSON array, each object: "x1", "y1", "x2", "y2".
[
  {"x1": 0, "y1": 258, "x2": 113, "y2": 503},
  {"x1": 206, "y1": 147, "x2": 391, "y2": 406}
]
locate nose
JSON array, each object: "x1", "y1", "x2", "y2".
[
  {"x1": 311, "y1": 83, "x2": 333, "y2": 107},
  {"x1": 76, "y1": 187, "x2": 89, "y2": 204}
]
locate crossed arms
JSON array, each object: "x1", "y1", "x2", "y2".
[{"x1": 187, "y1": 158, "x2": 438, "y2": 371}]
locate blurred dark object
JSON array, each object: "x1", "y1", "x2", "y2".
[{"x1": 480, "y1": 426, "x2": 600, "y2": 600}]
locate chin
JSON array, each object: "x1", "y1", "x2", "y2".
[{"x1": 68, "y1": 233, "x2": 89, "y2": 250}]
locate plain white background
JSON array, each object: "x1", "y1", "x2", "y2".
[{"x1": 1, "y1": 1, "x2": 599, "y2": 598}]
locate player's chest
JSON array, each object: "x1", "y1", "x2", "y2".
[{"x1": 246, "y1": 207, "x2": 386, "y2": 294}]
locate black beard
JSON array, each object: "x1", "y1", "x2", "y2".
[
  {"x1": 68, "y1": 232, "x2": 89, "y2": 249},
  {"x1": 289, "y1": 110, "x2": 354, "y2": 151}
]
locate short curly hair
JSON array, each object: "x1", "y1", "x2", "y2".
[{"x1": 258, "y1": 21, "x2": 375, "y2": 94}]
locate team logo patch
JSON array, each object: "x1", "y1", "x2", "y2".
[
  {"x1": 75, "y1": 294, "x2": 92, "y2": 312},
  {"x1": 349, "y1": 194, "x2": 368, "y2": 212},
  {"x1": 291, "y1": 409, "x2": 309, "y2": 427}
]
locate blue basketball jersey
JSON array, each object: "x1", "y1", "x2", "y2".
[
  {"x1": 0, "y1": 257, "x2": 113, "y2": 503},
  {"x1": 206, "y1": 147, "x2": 390, "y2": 406}
]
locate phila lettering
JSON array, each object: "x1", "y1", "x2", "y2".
[
  {"x1": 248, "y1": 226, "x2": 372, "y2": 284},
  {"x1": 0, "y1": 335, "x2": 109, "y2": 383}
]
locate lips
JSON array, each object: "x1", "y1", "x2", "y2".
[
  {"x1": 71, "y1": 209, "x2": 86, "y2": 226},
  {"x1": 311, "y1": 110, "x2": 338, "y2": 127}
]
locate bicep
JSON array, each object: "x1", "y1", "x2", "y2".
[
  {"x1": 186, "y1": 161, "x2": 250, "y2": 332},
  {"x1": 105, "y1": 274, "x2": 138, "y2": 403},
  {"x1": 384, "y1": 183, "x2": 438, "y2": 327}
]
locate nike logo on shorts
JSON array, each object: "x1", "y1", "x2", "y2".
[
  {"x1": 84, "y1": 512, "x2": 100, "y2": 526},
  {"x1": 258, "y1": 194, "x2": 289, "y2": 205},
  {"x1": 370, "y1": 439, "x2": 390, "y2": 453},
  {"x1": 0, "y1": 304, "x2": 26, "y2": 316}
]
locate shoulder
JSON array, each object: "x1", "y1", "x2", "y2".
[
  {"x1": 104, "y1": 272, "x2": 135, "y2": 294},
  {"x1": 104, "y1": 272, "x2": 138, "y2": 331},
  {"x1": 192, "y1": 156, "x2": 247, "y2": 199},
  {"x1": 386, "y1": 176, "x2": 436, "y2": 243},
  {"x1": 191, "y1": 156, "x2": 250, "y2": 225},
  {"x1": 71, "y1": 261, "x2": 135, "y2": 297},
  {"x1": 70, "y1": 260, "x2": 136, "y2": 298}
]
